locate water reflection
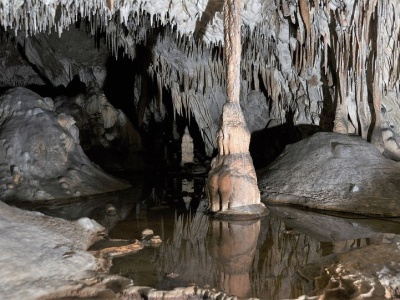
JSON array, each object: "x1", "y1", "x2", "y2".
[
  {"x1": 9, "y1": 186, "x2": 141, "y2": 226},
  {"x1": 154, "y1": 213, "x2": 213, "y2": 290},
  {"x1": 109, "y1": 202, "x2": 400, "y2": 299},
  {"x1": 181, "y1": 178, "x2": 194, "y2": 210},
  {"x1": 208, "y1": 219, "x2": 260, "y2": 298},
  {"x1": 254, "y1": 213, "x2": 322, "y2": 299},
  {"x1": 11, "y1": 174, "x2": 400, "y2": 299}
]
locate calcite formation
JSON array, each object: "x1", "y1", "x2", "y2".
[
  {"x1": 207, "y1": 102, "x2": 262, "y2": 214},
  {"x1": 206, "y1": 0, "x2": 266, "y2": 219},
  {"x1": 2, "y1": 0, "x2": 400, "y2": 160},
  {"x1": 0, "y1": 1, "x2": 399, "y2": 222},
  {"x1": 181, "y1": 126, "x2": 194, "y2": 165},
  {"x1": 0, "y1": 1, "x2": 400, "y2": 211}
]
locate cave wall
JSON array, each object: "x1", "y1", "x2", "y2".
[{"x1": 1, "y1": 0, "x2": 400, "y2": 159}]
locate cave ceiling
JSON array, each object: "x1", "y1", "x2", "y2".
[{"x1": 1, "y1": 0, "x2": 400, "y2": 157}]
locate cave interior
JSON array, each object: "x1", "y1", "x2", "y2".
[
  {"x1": 1, "y1": 0, "x2": 400, "y2": 298},
  {"x1": 2, "y1": 0, "x2": 398, "y2": 174}
]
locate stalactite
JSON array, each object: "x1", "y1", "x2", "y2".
[
  {"x1": 5, "y1": 0, "x2": 400, "y2": 156},
  {"x1": 299, "y1": 0, "x2": 310, "y2": 64}
]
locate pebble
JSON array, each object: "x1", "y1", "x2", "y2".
[{"x1": 142, "y1": 229, "x2": 154, "y2": 237}]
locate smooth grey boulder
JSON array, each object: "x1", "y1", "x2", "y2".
[
  {"x1": 259, "y1": 132, "x2": 400, "y2": 216},
  {"x1": 0, "y1": 200, "x2": 103, "y2": 300}
]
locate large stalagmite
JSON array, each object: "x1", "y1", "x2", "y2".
[{"x1": 206, "y1": 0, "x2": 267, "y2": 219}]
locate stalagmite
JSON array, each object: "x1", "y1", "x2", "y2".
[
  {"x1": 205, "y1": 0, "x2": 267, "y2": 220},
  {"x1": 181, "y1": 126, "x2": 194, "y2": 166}
]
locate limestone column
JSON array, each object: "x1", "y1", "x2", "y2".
[{"x1": 206, "y1": 0, "x2": 267, "y2": 219}]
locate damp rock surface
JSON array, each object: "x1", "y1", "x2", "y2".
[
  {"x1": 0, "y1": 87, "x2": 130, "y2": 202},
  {"x1": 0, "y1": 200, "x2": 104, "y2": 300},
  {"x1": 259, "y1": 132, "x2": 400, "y2": 216}
]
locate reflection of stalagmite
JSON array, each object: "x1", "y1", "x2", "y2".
[
  {"x1": 182, "y1": 178, "x2": 194, "y2": 209},
  {"x1": 208, "y1": 219, "x2": 260, "y2": 298},
  {"x1": 206, "y1": 0, "x2": 267, "y2": 219}
]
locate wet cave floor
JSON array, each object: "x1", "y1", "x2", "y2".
[{"x1": 13, "y1": 168, "x2": 400, "y2": 299}]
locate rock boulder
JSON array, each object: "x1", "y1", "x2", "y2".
[
  {"x1": 0, "y1": 87, "x2": 130, "y2": 201},
  {"x1": 259, "y1": 132, "x2": 400, "y2": 216}
]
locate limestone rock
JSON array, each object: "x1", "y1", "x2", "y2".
[
  {"x1": 0, "y1": 38, "x2": 45, "y2": 87},
  {"x1": 15, "y1": 24, "x2": 109, "y2": 88},
  {"x1": 0, "y1": 200, "x2": 103, "y2": 299},
  {"x1": 54, "y1": 86, "x2": 144, "y2": 171},
  {"x1": 259, "y1": 132, "x2": 400, "y2": 216},
  {"x1": 0, "y1": 87, "x2": 130, "y2": 201}
]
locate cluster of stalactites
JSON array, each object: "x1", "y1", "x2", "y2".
[
  {"x1": 150, "y1": 26, "x2": 226, "y2": 154},
  {"x1": 0, "y1": 0, "x2": 322, "y2": 128},
  {"x1": 1, "y1": 0, "x2": 276, "y2": 44},
  {"x1": 105, "y1": 1, "x2": 318, "y2": 153},
  {"x1": 0, "y1": 0, "x2": 209, "y2": 40},
  {"x1": 280, "y1": 0, "x2": 400, "y2": 138},
  {"x1": 328, "y1": 0, "x2": 400, "y2": 140},
  {"x1": 140, "y1": 0, "x2": 400, "y2": 153},
  {"x1": 0, "y1": 0, "x2": 113, "y2": 37},
  {"x1": 3, "y1": 0, "x2": 400, "y2": 153},
  {"x1": 142, "y1": 0, "x2": 324, "y2": 129}
]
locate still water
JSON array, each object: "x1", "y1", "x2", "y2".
[{"x1": 17, "y1": 171, "x2": 400, "y2": 299}]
